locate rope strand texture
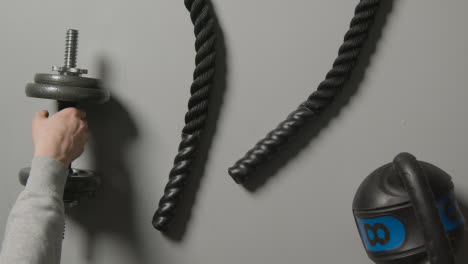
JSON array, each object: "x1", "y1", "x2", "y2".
[
  {"x1": 152, "y1": 0, "x2": 216, "y2": 231},
  {"x1": 229, "y1": 0, "x2": 381, "y2": 184}
]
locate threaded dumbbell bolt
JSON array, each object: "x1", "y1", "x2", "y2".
[
  {"x1": 64, "y1": 29, "x2": 78, "y2": 69},
  {"x1": 53, "y1": 29, "x2": 87, "y2": 75}
]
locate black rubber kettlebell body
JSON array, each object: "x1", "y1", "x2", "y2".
[{"x1": 353, "y1": 153, "x2": 465, "y2": 264}]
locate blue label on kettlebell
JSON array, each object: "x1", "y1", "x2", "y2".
[
  {"x1": 436, "y1": 191, "x2": 465, "y2": 231},
  {"x1": 356, "y1": 216, "x2": 406, "y2": 252}
]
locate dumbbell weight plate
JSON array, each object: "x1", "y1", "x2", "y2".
[
  {"x1": 25, "y1": 83, "x2": 110, "y2": 103},
  {"x1": 64, "y1": 169, "x2": 101, "y2": 203},
  {"x1": 19, "y1": 167, "x2": 101, "y2": 205},
  {"x1": 18, "y1": 167, "x2": 31, "y2": 186},
  {"x1": 35, "y1": 73, "x2": 100, "y2": 88}
]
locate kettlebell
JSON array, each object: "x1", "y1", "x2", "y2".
[{"x1": 353, "y1": 153, "x2": 465, "y2": 264}]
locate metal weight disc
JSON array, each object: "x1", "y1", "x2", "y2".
[
  {"x1": 34, "y1": 73, "x2": 100, "y2": 88},
  {"x1": 63, "y1": 169, "x2": 102, "y2": 204},
  {"x1": 19, "y1": 167, "x2": 101, "y2": 206},
  {"x1": 25, "y1": 83, "x2": 110, "y2": 103},
  {"x1": 18, "y1": 167, "x2": 30, "y2": 186}
]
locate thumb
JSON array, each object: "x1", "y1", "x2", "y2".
[{"x1": 34, "y1": 110, "x2": 49, "y2": 120}]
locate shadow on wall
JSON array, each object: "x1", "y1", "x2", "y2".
[
  {"x1": 68, "y1": 57, "x2": 150, "y2": 263},
  {"x1": 163, "y1": 0, "x2": 228, "y2": 241},
  {"x1": 455, "y1": 198, "x2": 468, "y2": 264},
  {"x1": 240, "y1": 0, "x2": 395, "y2": 192}
]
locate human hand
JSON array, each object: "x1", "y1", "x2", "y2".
[{"x1": 32, "y1": 108, "x2": 90, "y2": 167}]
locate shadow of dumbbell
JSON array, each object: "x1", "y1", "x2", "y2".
[{"x1": 67, "y1": 56, "x2": 149, "y2": 263}]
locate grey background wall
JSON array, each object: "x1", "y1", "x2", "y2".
[{"x1": 0, "y1": 0, "x2": 467, "y2": 263}]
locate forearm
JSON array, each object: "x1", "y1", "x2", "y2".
[{"x1": 0, "y1": 156, "x2": 68, "y2": 264}]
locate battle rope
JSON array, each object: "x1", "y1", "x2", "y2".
[
  {"x1": 228, "y1": 0, "x2": 381, "y2": 184},
  {"x1": 152, "y1": 0, "x2": 216, "y2": 231}
]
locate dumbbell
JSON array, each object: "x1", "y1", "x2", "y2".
[{"x1": 19, "y1": 29, "x2": 110, "y2": 207}]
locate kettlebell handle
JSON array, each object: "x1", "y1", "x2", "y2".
[{"x1": 393, "y1": 153, "x2": 455, "y2": 264}]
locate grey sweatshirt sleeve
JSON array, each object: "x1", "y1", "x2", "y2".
[{"x1": 0, "y1": 156, "x2": 68, "y2": 264}]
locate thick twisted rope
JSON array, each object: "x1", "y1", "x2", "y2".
[
  {"x1": 229, "y1": 0, "x2": 381, "y2": 184},
  {"x1": 152, "y1": 0, "x2": 216, "y2": 231}
]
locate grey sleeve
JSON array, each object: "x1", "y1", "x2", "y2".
[{"x1": 0, "y1": 156, "x2": 68, "y2": 264}]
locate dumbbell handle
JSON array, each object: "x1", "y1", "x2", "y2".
[
  {"x1": 57, "y1": 100, "x2": 76, "y2": 172},
  {"x1": 58, "y1": 101, "x2": 76, "y2": 111}
]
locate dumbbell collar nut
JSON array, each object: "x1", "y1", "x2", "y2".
[{"x1": 52, "y1": 65, "x2": 88, "y2": 76}]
